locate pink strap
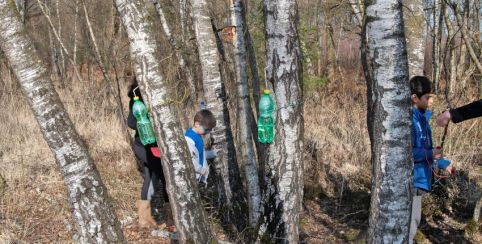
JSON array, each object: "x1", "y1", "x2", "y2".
[{"x1": 150, "y1": 147, "x2": 161, "y2": 158}]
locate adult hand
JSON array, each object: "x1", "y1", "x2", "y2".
[{"x1": 436, "y1": 110, "x2": 451, "y2": 127}]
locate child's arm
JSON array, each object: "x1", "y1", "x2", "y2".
[
  {"x1": 205, "y1": 149, "x2": 217, "y2": 160},
  {"x1": 413, "y1": 146, "x2": 433, "y2": 162}
]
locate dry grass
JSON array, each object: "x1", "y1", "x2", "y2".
[{"x1": 0, "y1": 69, "x2": 141, "y2": 242}]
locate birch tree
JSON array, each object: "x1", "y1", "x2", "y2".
[
  {"x1": 258, "y1": 0, "x2": 304, "y2": 242},
  {"x1": 361, "y1": 0, "x2": 412, "y2": 242},
  {"x1": 403, "y1": 0, "x2": 425, "y2": 77},
  {"x1": 432, "y1": 0, "x2": 443, "y2": 89},
  {"x1": 0, "y1": 1, "x2": 125, "y2": 243},
  {"x1": 230, "y1": 0, "x2": 261, "y2": 228},
  {"x1": 190, "y1": 0, "x2": 247, "y2": 230},
  {"x1": 114, "y1": 0, "x2": 214, "y2": 242}
]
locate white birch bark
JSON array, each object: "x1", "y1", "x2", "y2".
[
  {"x1": 114, "y1": 0, "x2": 214, "y2": 242},
  {"x1": 152, "y1": 0, "x2": 196, "y2": 98},
  {"x1": 190, "y1": 0, "x2": 247, "y2": 230},
  {"x1": 403, "y1": 0, "x2": 425, "y2": 77},
  {"x1": 230, "y1": 0, "x2": 261, "y2": 228},
  {"x1": 362, "y1": 0, "x2": 412, "y2": 243},
  {"x1": 0, "y1": 1, "x2": 125, "y2": 242},
  {"x1": 259, "y1": 0, "x2": 304, "y2": 242}
]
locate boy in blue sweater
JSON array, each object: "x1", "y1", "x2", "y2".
[
  {"x1": 185, "y1": 110, "x2": 218, "y2": 185},
  {"x1": 409, "y1": 76, "x2": 453, "y2": 242}
]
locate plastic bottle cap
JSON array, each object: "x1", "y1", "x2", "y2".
[
  {"x1": 133, "y1": 96, "x2": 139, "y2": 101},
  {"x1": 263, "y1": 89, "x2": 270, "y2": 94}
]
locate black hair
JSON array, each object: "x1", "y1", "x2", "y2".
[
  {"x1": 410, "y1": 76, "x2": 432, "y2": 98},
  {"x1": 194, "y1": 109, "x2": 217, "y2": 129},
  {"x1": 127, "y1": 77, "x2": 143, "y2": 100}
]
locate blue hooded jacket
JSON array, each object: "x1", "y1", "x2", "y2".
[{"x1": 412, "y1": 107, "x2": 450, "y2": 191}]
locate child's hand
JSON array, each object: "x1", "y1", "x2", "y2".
[
  {"x1": 205, "y1": 149, "x2": 218, "y2": 160},
  {"x1": 200, "y1": 165, "x2": 209, "y2": 176},
  {"x1": 433, "y1": 148, "x2": 443, "y2": 159},
  {"x1": 446, "y1": 166, "x2": 455, "y2": 174}
]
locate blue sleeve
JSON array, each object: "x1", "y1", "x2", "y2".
[
  {"x1": 412, "y1": 117, "x2": 433, "y2": 162},
  {"x1": 435, "y1": 158, "x2": 451, "y2": 170}
]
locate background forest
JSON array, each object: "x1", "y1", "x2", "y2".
[{"x1": 0, "y1": 0, "x2": 481, "y2": 243}]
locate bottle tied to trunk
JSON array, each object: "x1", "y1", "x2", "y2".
[
  {"x1": 132, "y1": 95, "x2": 156, "y2": 145},
  {"x1": 258, "y1": 89, "x2": 275, "y2": 143}
]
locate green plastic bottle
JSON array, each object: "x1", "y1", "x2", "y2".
[
  {"x1": 132, "y1": 96, "x2": 157, "y2": 145},
  {"x1": 258, "y1": 89, "x2": 275, "y2": 143}
]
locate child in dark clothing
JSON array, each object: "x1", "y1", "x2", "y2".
[{"x1": 127, "y1": 79, "x2": 171, "y2": 228}]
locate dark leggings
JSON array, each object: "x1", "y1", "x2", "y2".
[
  {"x1": 133, "y1": 141, "x2": 169, "y2": 202},
  {"x1": 141, "y1": 157, "x2": 168, "y2": 202}
]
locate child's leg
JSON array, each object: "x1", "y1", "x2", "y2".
[
  {"x1": 141, "y1": 165, "x2": 152, "y2": 200},
  {"x1": 409, "y1": 189, "x2": 424, "y2": 243}
]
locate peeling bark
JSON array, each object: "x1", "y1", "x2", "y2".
[
  {"x1": 258, "y1": 0, "x2": 304, "y2": 242},
  {"x1": 0, "y1": 1, "x2": 125, "y2": 242},
  {"x1": 114, "y1": 0, "x2": 214, "y2": 242},
  {"x1": 362, "y1": 0, "x2": 412, "y2": 243}
]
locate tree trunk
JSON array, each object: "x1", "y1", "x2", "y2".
[
  {"x1": 473, "y1": 195, "x2": 482, "y2": 222},
  {"x1": 36, "y1": 0, "x2": 83, "y2": 82},
  {"x1": 403, "y1": 0, "x2": 425, "y2": 77},
  {"x1": 55, "y1": 0, "x2": 66, "y2": 83},
  {"x1": 47, "y1": 7, "x2": 59, "y2": 82},
  {"x1": 452, "y1": 4, "x2": 482, "y2": 76},
  {"x1": 443, "y1": 2, "x2": 457, "y2": 90},
  {"x1": 179, "y1": 0, "x2": 187, "y2": 41},
  {"x1": 362, "y1": 0, "x2": 412, "y2": 243},
  {"x1": 114, "y1": 0, "x2": 214, "y2": 242},
  {"x1": 152, "y1": 0, "x2": 196, "y2": 98},
  {"x1": 246, "y1": 27, "x2": 260, "y2": 117},
  {"x1": 14, "y1": 0, "x2": 25, "y2": 23},
  {"x1": 0, "y1": 173, "x2": 6, "y2": 197},
  {"x1": 432, "y1": 0, "x2": 442, "y2": 90},
  {"x1": 230, "y1": 0, "x2": 261, "y2": 228},
  {"x1": 0, "y1": 1, "x2": 125, "y2": 242},
  {"x1": 190, "y1": 0, "x2": 247, "y2": 230},
  {"x1": 258, "y1": 0, "x2": 304, "y2": 242},
  {"x1": 72, "y1": 0, "x2": 79, "y2": 83},
  {"x1": 348, "y1": 0, "x2": 364, "y2": 27}
]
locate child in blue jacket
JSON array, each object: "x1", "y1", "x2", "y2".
[
  {"x1": 409, "y1": 76, "x2": 453, "y2": 242},
  {"x1": 185, "y1": 109, "x2": 218, "y2": 185}
]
